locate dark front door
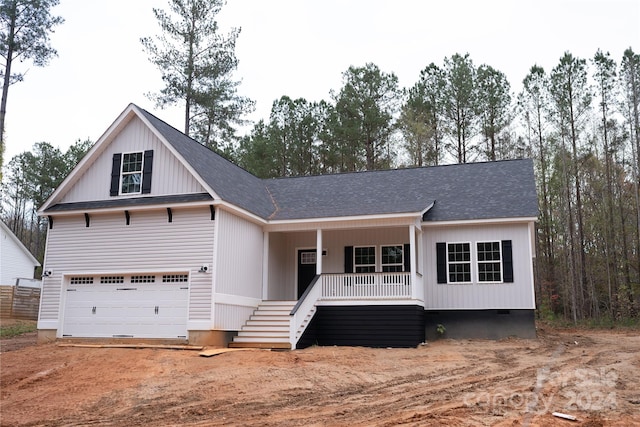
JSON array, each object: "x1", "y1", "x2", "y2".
[{"x1": 297, "y1": 249, "x2": 317, "y2": 298}]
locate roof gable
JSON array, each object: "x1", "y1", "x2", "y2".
[{"x1": 39, "y1": 104, "x2": 217, "y2": 213}]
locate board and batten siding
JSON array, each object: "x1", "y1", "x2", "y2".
[
  {"x1": 213, "y1": 209, "x2": 264, "y2": 330},
  {"x1": 423, "y1": 222, "x2": 535, "y2": 310},
  {"x1": 38, "y1": 207, "x2": 214, "y2": 329},
  {"x1": 61, "y1": 116, "x2": 205, "y2": 203}
]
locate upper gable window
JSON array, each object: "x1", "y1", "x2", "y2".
[
  {"x1": 121, "y1": 152, "x2": 143, "y2": 194},
  {"x1": 110, "y1": 150, "x2": 153, "y2": 196}
]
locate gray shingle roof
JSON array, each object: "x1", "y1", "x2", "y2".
[
  {"x1": 139, "y1": 107, "x2": 538, "y2": 222},
  {"x1": 138, "y1": 108, "x2": 275, "y2": 218}
]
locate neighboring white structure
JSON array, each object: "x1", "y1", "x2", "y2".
[
  {"x1": 37, "y1": 104, "x2": 538, "y2": 348},
  {"x1": 1, "y1": 221, "x2": 40, "y2": 285}
]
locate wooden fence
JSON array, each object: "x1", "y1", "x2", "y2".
[{"x1": 0, "y1": 285, "x2": 41, "y2": 320}]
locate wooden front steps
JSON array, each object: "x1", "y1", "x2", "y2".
[{"x1": 228, "y1": 300, "x2": 296, "y2": 349}]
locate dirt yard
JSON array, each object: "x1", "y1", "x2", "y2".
[{"x1": 1, "y1": 323, "x2": 639, "y2": 427}]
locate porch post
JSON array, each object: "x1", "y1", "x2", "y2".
[
  {"x1": 316, "y1": 229, "x2": 323, "y2": 275},
  {"x1": 262, "y1": 231, "x2": 269, "y2": 300},
  {"x1": 409, "y1": 225, "x2": 417, "y2": 299}
]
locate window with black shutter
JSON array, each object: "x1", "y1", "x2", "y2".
[{"x1": 109, "y1": 150, "x2": 154, "y2": 196}]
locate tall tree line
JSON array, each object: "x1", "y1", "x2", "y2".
[
  {"x1": 238, "y1": 49, "x2": 640, "y2": 323},
  {"x1": 1, "y1": 46, "x2": 639, "y2": 323}
]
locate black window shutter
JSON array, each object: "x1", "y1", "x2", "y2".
[
  {"x1": 142, "y1": 150, "x2": 154, "y2": 194},
  {"x1": 110, "y1": 153, "x2": 122, "y2": 196},
  {"x1": 344, "y1": 246, "x2": 354, "y2": 273},
  {"x1": 436, "y1": 242, "x2": 447, "y2": 284},
  {"x1": 502, "y1": 240, "x2": 514, "y2": 283},
  {"x1": 403, "y1": 243, "x2": 411, "y2": 272}
]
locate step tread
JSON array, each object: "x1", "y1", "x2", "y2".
[
  {"x1": 233, "y1": 336, "x2": 292, "y2": 343},
  {"x1": 229, "y1": 342, "x2": 291, "y2": 349}
]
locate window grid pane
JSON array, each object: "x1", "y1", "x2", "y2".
[
  {"x1": 355, "y1": 246, "x2": 375, "y2": 272},
  {"x1": 381, "y1": 245, "x2": 403, "y2": 272},
  {"x1": 122, "y1": 153, "x2": 143, "y2": 173},
  {"x1": 477, "y1": 241, "x2": 502, "y2": 282},
  {"x1": 447, "y1": 243, "x2": 471, "y2": 283},
  {"x1": 121, "y1": 173, "x2": 142, "y2": 194},
  {"x1": 121, "y1": 152, "x2": 144, "y2": 194}
]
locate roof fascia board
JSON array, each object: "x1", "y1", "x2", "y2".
[
  {"x1": 42, "y1": 199, "x2": 216, "y2": 216},
  {"x1": 132, "y1": 105, "x2": 221, "y2": 200},
  {"x1": 265, "y1": 212, "x2": 423, "y2": 232},
  {"x1": 214, "y1": 200, "x2": 268, "y2": 225},
  {"x1": 421, "y1": 216, "x2": 538, "y2": 227},
  {"x1": 421, "y1": 201, "x2": 435, "y2": 216}
]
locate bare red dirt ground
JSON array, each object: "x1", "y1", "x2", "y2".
[{"x1": 1, "y1": 323, "x2": 639, "y2": 426}]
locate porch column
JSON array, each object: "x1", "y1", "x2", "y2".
[
  {"x1": 316, "y1": 229, "x2": 323, "y2": 275},
  {"x1": 409, "y1": 225, "x2": 417, "y2": 299},
  {"x1": 262, "y1": 231, "x2": 269, "y2": 300}
]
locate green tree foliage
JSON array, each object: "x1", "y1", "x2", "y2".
[
  {"x1": 331, "y1": 63, "x2": 401, "y2": 171},
  {"x1": 476, "y1": 64, "x2": 512, "y2": 161},
  {"x1": 237, "y1": 96, "x2": 329, "y2": 178},
  {"x1": 549, "y1": 52, "x2": 593, "y2": 321},
  {"x1": 1, "y1": 139, "x2": 92, "y2": 262},
  {"x1": 399, "y1": 63, "x2": 445, "y2": 166},
  {"x1": 620, "y1": 48, "x2": 640, "y2": 174},
  {"x1": 442, "y1": 53, "x2": 477, "y2": 163},
  {"x1": 592, "y1": 50, "x2": 621, "y2": 318},
  {"x1": 0, "y1": 0, "x2": 63, "y2": 174},
  {"x1": 518, "y1": 65, "x2": 554, "y2": 309},
  {"x1": 141, "y1": 0, "x2": 253, "y2": 150}
]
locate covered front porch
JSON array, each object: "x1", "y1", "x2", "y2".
[
  {"x1": 263, "y1": 220, "x2": 425, "y2": 302},
  {"x1": 230, "y1": 220, "x2": 427, "y2": 349}
]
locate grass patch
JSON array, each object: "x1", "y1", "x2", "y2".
[{"x1": 0, "y1": 320, "x2": 37, "y2": 338}]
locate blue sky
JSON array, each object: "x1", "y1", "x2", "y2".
[{"x1": 4, "y1": 0, "x2": 639, "y2": 163}]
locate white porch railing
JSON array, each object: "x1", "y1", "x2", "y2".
[
  {"x1": 321, "y1": 272, "x2": 411, "y2": 300},
  {"x1": 289, "y1": 276, "x2": 322, "y2": 349}
]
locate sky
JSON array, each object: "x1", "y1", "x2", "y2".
[{"x1": 3, "y1": 0, "x2": 639, "y2": 164}]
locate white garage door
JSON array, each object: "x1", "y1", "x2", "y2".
[{"x1": 62, "y1": 273, "x2": 189, "y2": 339}]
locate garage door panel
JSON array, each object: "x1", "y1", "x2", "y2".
[{"x1": 62, "y1": 275, "x2": 189, "y2": 339}]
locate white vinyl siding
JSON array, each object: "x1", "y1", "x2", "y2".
[
  {"x1": 61, "y1": 116, "x2": 206, "y2": 203},
  {"x1": 423, "y1": 223, "x2": 535, "y2": 310},
  {"x1": 213, "y1": 209, "x2": 264, "y2": 330},
  {"x1": 1, "y1": 225, "x2": 39, "y2": 285},
  {"x1": 38, "y1": 207, "x2": 214, "y2": 330}
]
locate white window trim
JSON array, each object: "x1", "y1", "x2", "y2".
[
  {"x1": 381, "y1": 244, "x2": 404, "y2": 272},
  {"x1": 476, "y1": 240, "x2": 504, "y2": 284},
  {"x1": 354, "y1": 245, "x2": 376, "y2": 273},
  {"x1": 119, "y1": 151, "x2": 145, "y2": 195},
  {"x1": 446, "y1": 241, "x2": 473, "y2": 284}
]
